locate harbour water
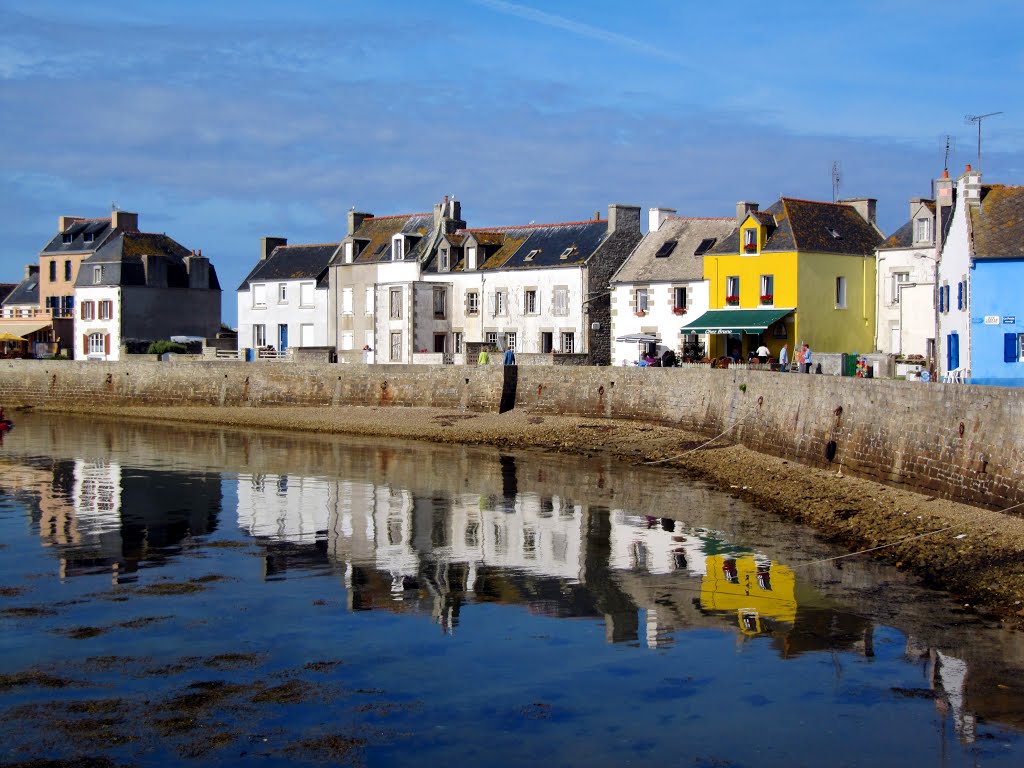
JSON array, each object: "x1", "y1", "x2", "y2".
[{"x1": 0, "y1": 411, "x2": 1022, "y2": 767}]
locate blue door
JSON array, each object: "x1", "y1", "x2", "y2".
[
  {"x1": 946, "y1": 332, "x2": 959, "y2": 371},
  {"x1": 278, "y1": 324, "x2": 288, "y2": 351}
]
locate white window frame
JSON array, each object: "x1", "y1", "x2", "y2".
[
  {"x1": 344, "y1": 242, "x2": 354, "y2": 264},
  {"x1": 453, "y1": 331, "x2": 463, "y2": 354},
  {"x1": 561, "y1": 332, "x2": 575, "y2": 354},
  {"x1": 760, "y1": 274, "x2": 774, "y2": 304},
  {"x1": 341, "y1": 287, "x2": 353, "y2": 315},
  {"x1": 915, "y1": 217, "x2": 932, "y2": 243},
  {"x1": 298, "y1": 281, "x2": 314, "y2": 308},
  {"x1": 278, "y1": 283, "x2": 287, "y2": 303},
  {"x1": 505, "y1": 331, "x2": 517, "y2": 351},
  {"x1": 524, "y1": 289, "x2": 538, "y2": 315},
  {"x1": 253, "y1": 284, "x2": 267, "y2": 308},
  {"x1": 673, "y1": 286, "x2": 688, "y2": 311},
  {"x1": 88, "y1": 332, "x2": 105, "y2": 355},
  {"x1": 635, "y1": 288, "x2": 649, "y2": 312},
  {"x1": 467, "y1": 291, "x2": 479, "y2": 315},
  {"x1": 390, "y1": 331, "x2": 402, "y2": 361},
  {"x1": 365, "y1": 286, "x2": 374, "y2": 315},
  {"x1": 439, "y1": 247, "x2": 450, "y2": 272},
  {"x1": 99, "y1": 300, "x2": 112, "y2": 320},
  {"x1": 253, "y1": 324, "x2": 266, "y2": 348},
  {"x1": 392, "y1": 235, "x2": 405, "y2": 261},
  {"x1": 93, "y1": 266, "x2": 102, "y2": 284},
  {"x1": 81, "y1": 301, "x2": 95, "y2": 321},
  {"x1": 891, "y1": 271, "x2": 910, "y2": 304},
  {"x1": 553, "y1": 287, "x2": 569, "y2": 316},
  {"x1": 467, "y1": 245, "x2": 477, "y2": 270},
  {"x1": 341, "y1": 332, "x2": 354, "y2": 350},
  {"x1": 726, "y1": 276, "x2": 739, "y2": 301},
  {"x1": 390, "y1": 287, "x2": 402, "y2": 319},
  {"x1": 835, "y1": 276, "x2": 847, "y2": 309},
  {"x1": 493, "y1": 289, "x2": 507, "y2": 317}
]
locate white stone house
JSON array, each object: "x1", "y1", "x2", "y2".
[
  {"x1": 874, "y1": 194, "x2": 941, "y2": 359},
  {"x1": 610, "y1": 208, "x2": 735, "y2": 365},
  {"x1": 74, "y1": 231, "x2": 221, "y2": 361},
  {"x1": 237, "y1": 238, "x2": 336, "y2": 355},
  {"x1": 936, "y1": 166, "x2": 978, "y2": 377}
]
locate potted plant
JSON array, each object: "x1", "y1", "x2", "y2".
[
  {"x1": 760, "y1": 294, "x2": 773, "y2": 304},
  {"x1": 672, "y1": 306, "x2": 687, "y2": 315},
  {"x1": 635, "y1": 309, "x2": 646, "y2": 317},
  {"x1": 725, "y1": 295, "x2": 739, "y2": 306},
  {"x1": 743, "y1": 242, "x2": 757, "y2": 252}
]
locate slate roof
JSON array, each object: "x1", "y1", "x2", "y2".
[
  {"x1": 330, "y1": 213, "x2": 436, "y2": 266},
  {"x1": 432, "y1": 219, "x2": 611, "y2": 273},
  {"x1": 238, "y1": 243, "x2": 337, "y2": 291},
  {"x1": 76, "y1": 232, "x2": 221, "y2": 290},
  {"x1": 970, "y1": 185, "x2": 1024, "y2": 260},
  {"x1": 40, "y1": 218, "x2": 115, "y2": 254},
  {"x1": 612, "y1": 217, "x2": 736, "y2": 284},
  {"x1": 708, "y1": 198, "x2": 883, "y2": 256},
  {"x1": 3, "y1": 268, "x2": 40, "y2": 306},
  {"x1": 879, "y1": 220, "x2": 914, "y2": 250},
  {"x1": 0, "y1": 284, "x2": 16, "y2": 304}
]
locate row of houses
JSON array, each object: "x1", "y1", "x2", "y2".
[{"x1": 3, "y1": 165, "x2": 1022, "y2": 384}]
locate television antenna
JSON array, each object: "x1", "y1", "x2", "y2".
[
  {"x1": 964, "y1": 111, "x2": 1002, "y2": 172},
  {"x1": 830, "y1": 161, "x2": 841, "y2": 203},
  {"x1": 942, "y1": 135, "x2": 955, "y2": 172}
]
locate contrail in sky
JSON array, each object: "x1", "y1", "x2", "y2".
[{"x1": 470, "y1": 0, "x2": 691, "y2": 67}]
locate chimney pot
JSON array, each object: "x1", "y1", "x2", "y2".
[
  {"x1": 942, "y1": 169, "x2": 949, "y2": 178},
  {"x1": 965, "y1": 164, "x2": 972, "y2": 172}
]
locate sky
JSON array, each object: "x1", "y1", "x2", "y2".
[{"x1": 2, "y1": 0, "x2": 1022, "y2": 326}]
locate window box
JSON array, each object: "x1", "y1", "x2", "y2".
[
  {"x1": 635, "y1": 310, "x2": 646, "y2": 317},
  {"x1": 760, "y1": 294, "x2": 773, "y2": 304},
  {"x1": 743, "y1": 243, "x2": 757, "y2": 252},
  {"x1": 672, "y1": 307, "x2": 687, "y2": 315},
  {"x1": 725, "y1": 295, "x2": 739, "y2": 306}
]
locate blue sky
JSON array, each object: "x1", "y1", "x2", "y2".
[{"x1": 2, "y1": 0, "x2": 1022, "y2": 326}]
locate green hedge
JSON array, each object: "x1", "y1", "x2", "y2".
[{"x1": 146, "y1": 340, "x2": 189, "y2": 355}]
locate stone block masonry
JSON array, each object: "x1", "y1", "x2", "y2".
[{"x1": 1, "y1": 359, "x2": 1020, "y2": 512}]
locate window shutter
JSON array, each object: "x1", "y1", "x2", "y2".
[
  {"x1": 82, "y1": 334, "x2": 88, "y2": 355},
  {"x1": 104, "y1": 334, "x2": 110, "y2": 355},
  {"x1": 957, "y1": 282, "x2": 963, "y2": 310},
  {"x1": 1005, "y1": 333, "x2": 1018, "y2": 363},
  {"x1": 488, "y1": 293, "x2": 496, "y2": 317}
]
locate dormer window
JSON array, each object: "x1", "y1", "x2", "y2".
[
  {"x1": 62, "y1": 233, "x2": 73, "y2": 245},
  {"x1": 344, "y1": 242, "x2": 354, "y2": 264},
  {"x1": 373, "y1": 242, "x2": 387, "y2": 256},
  {"x1": 525, "y1": 249, "x2": 541, "y2": 262},
  {"x1": 655, "y1": 240, "x2": 677, "y2": 258},
  {"x1": 559, "y1": 245, "x2": 578, "y2": 260},
  {"x1": 467, "y1": 245, "x2": 478, "y2": 271},
  {"x1": 93, "y1": 266, "x2": 102, "y2": 284},
  {"x1": 392, "y1": 235, "x2": 405, "y2": 261},
  {"x1": 84, "y1": 232, "x2": 94, "y2": 243},
  {"x1": 914, "y1": 217, "x2": 932, "y2": 243},
  {"x1": 439, "y1": 247, "x2": 450, "y2": 272},
  {"x1": 743, "y1": 229, "x2": 757, "y2": 252}
]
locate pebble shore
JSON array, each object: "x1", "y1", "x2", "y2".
[{"x1": 26, "y1": 401, "x2": 1024, "y2": 628}]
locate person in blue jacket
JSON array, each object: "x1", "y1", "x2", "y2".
[{"x1": 503, "y1": 347, "x2": 516, "y2": 366}]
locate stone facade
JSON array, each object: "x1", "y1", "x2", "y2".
[{"x1": 1, "y1": 359, "x2": 1020, "y2": 511}]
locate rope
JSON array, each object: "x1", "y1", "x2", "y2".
[{"x1": 644, "y1": 403, "x2": 760, "y2": 465}]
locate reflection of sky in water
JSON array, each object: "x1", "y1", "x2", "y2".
[{"x1": 0, "y1": 413, "x2": 1021, "y2": 764}]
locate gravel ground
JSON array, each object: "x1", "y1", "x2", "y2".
[{"x1": 24, "y1": 401, "x2": 1024, "y2": 628}]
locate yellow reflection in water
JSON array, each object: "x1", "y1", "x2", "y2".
[{"x1": 700, "y1": 555, "x2": 797, "y2": 634}]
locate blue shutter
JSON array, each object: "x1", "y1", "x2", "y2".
[
  {"x1": 957, "y1": 282, "x2": 963, "y2": 310},
  {"x1": 938, "y1": 285, "x2": 945, "y2": 313},
  {"x1": 1005, "y1": 333, "x2": 1019, "y2": 363},
  {"x1": 945, "y1": 285, "x2": 951, "y2": 313}
]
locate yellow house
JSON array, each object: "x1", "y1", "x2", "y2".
[
  {"x1": 683, "y1": 198, "x2": 882, "y2": 362},
  {"x1": 700, "y1": 554, "x2": 797, "y2": 634}
]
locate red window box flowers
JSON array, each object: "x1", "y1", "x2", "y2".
[
  {"x1": 672, "y1": 306, "x2": 687, "y2": 315},
  {"x1": 760, "y1": 294, "x2": 774, "y2": 304},
  {"x1": 635, "y1": 310, "x2": 647, "y2": 317},
  {"x1": 743, "y1": 243, "x2": 757, "y2": 252},
  {"x1": 725, "y1": 295, "x2": 740, "y2": 305}
]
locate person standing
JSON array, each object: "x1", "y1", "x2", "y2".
[
  {"x1": 477, "y1": 348, "x2": 490, "y2": 366},
  {"x1": 755, "y1": 342, "x2": 770, "y2": 365},
  {"x1": 503, "y1": 347, "x2": 516, "y2": 366},
  {"x1": 778, "y1": 343, "x2": 789, "y2": 372},
  {"x1": 801, "y1": 343, "x2": 812, "y2": 373}
]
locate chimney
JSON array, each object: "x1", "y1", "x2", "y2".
[
  {"x1": 347, "y1": 210, "x2": 371, "y2": 236},
  {"x1": 736, "y1": 201, "x2": 759, "y2": 226},
  {"x1": 962, "y1": 163, "x2": 982, "y2": 205},
  {"x1": 935, "y1": 168, "x2": 954, "y2": 214},
  {"x1": 111, "y1": 210, "x2": 139, "y2": 232},
  {"x1": 648, "y1": 207, "x2": 677, "y2": 233},
  {"x1": 839, "y1": 198, "x2": 877, "y2": 226},
  {"x1": 260, "y1": 236, "x2": 287, "y2": 261},
  {"x1": 142, "y1": 254, "x2": 167, "y2": 288},
  {"x1": 185, "y1": 252, "x2": 210, "y2": 289},
  {"x1": 607, "y1": 204, "x2": 641, "y2": 235},
  {"x1": 25, "y1": 263, "x2": 38, "y2": 280},
  {"x1": 57, "y1": 216, "x2": 83, "y2": 232}
]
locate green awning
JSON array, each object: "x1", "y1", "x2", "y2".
[{"x1": 680, "y1": 308, "x2": 793, "y2": 334}]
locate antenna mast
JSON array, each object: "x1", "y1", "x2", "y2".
[
  {"x1": 831, "y1": 161, "x2": 841, "y2": 203},
  {"x1": 942, "y1": 135, "x2": 955, "y2": 172},
  {"x1": 964, "y1": 111, "x2": 1002, "y2": 171}
]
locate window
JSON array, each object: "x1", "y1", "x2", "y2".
[
  {"x1": 342, "y1": 287, "x2": 353, "y2": 315},
  {"x1": 673, "y1": 286, "x2": 688, "y2": 311},
  {"x1": 560, "y1": 245, "x2": 578, "y2": 260},
  {"x1": 341, "y1": 332, "x2": 354, "y2": 350},
  {"x1": 486, "y1": 331, "x2": 498, "y2": 346},
  {"x1": 81, "y1": 301, "x2": 95, "y2": 320},
  {"x1": 365, "y1": 286, "x2": 374, "y2": 314},
  {"x1": 61, "y1": 233, "x2": 72, "y2": 245},
  {"x1": 505, "y1": 332, "x2": 517, "y2": 351},
  {"x1": 433, "y1": 286, "x2": 446, "y2": 319},
  {"x1": 84, "y1": 232, "x2": 94, "y2": 243},
  {"x1": 492, "y1": 290, "x2": 507, "y2": 316},
  {"x1": 561, "y1": 332, "x2": 575, "y2": 354},
  {"x1": 299, "y1": 282, "x2": 314, "y2": 307},
  {"x1": 373, "y1": 242, "x2": 388, "y2": 256},
  {"x1": 553, "y1": 287, "x2": 568, "y2": 316},
  {"x1": 835, "y1": 276, "x2": 847, "y2": 309},
  {"x1": 541, "y1": 332, "x2": 553, "y2": 353},
  {"x1": 891, "y1": 271, "x2": 910, "y2": 304},
  {"x1": 93, "y1": 266, "x2": 102, "y2": 284},
  {"x1": 467, "y1": 291, "x2": 479, "y2": 315},
  {"x1": 278, "y1": 284, "x2": 287, "y2": 303},
  {"x1": 99, "y1": 300, "x2": 112, "y2": 320},
  {"x1": 278, "y1": 324, "x2": 288, "y2": 350},
  {"x1": 915, "y1": 217, "x2": 932, "y2": 243},
  {"x1": 300, "y1": 323, "x2": 314, "y2": 346},
  {"x1": 467, "y1": 245, "x2": 477, "y2": 270},
  {"x1": 88, "y1": 332, "x2": 105, "y2": 355},
  {"x1": 1004, "y1": 333, "x2": 1021, "y2": 363},
  {"x1": 392, "y1": 235, "x2": 405, "y2": 261},
  {"x1": 390, "y1": 331, "x2": 402, "y2": 361},
  {"x1": 49, "y1": 261, "x2": 56, "y2": 281},
  {"x1": 655, "y1": 240, "x2": 677, "y2": 258},
  {"x1": 390, "y1": 287, "x2": 402, "y2": 319},
  {"x1": 364, "y1": 330, "x2": 374, "y2": 350},
  {"x1": 253, "y1": 284, "x2": 267, "y2": 307},
  {"x1": 760, "y1": 275, "x2": 774, "y2": 305},
  {"x1": 957, "y1": 281, "x2": 964, "y2": 310},
  {"x1": 743, "y1": 229, "x2": 757, "y2": 251},
  {"x1": 635, "y1": 288, "x2": 649, "y2": 312},
  {"x1": 525, "y1": 249, "x2": 540, "y2": 262},
  {"x1": 453, "y1": 332, "x2": 463, "y2": 354},
  {"x1": 726, "y1": 276, "x2": 739, "y2": 304},
  {"x1": 64, "y1": 260, "x2": 72, "y2": 281},
  {"x1": 439, "y1": 247, "x2": 450, "y2": 271},
  {"x1": 253, "y1": 324, "x2": 266, "y2": 347},
  {"x1": 344, "y1": 242, "x2": 354, "y2": 264},
  {"x1": 694, "y1": 238, "x2": 717, "y2": 256},
  {"x1": 524, "y1": 289, "x2": 538, "y2": 314}
]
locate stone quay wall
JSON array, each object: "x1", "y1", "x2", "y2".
[{"x1": 1, "y1": 359, "x2": 1020, "y2": 511}]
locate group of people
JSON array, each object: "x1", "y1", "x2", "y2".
[
  {"x1": 635, "y1": 349, "x2": 677, "y2": 367},
  {"x1": 731, "y1": 341, "x2": 812, "y2": 372}
]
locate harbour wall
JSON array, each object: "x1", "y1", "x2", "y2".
[{"x1": 1, "y1": 359, "x2": 1020, "y2": 511}]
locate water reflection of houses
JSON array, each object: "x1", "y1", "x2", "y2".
[{"x1": 1, "y1": 456, "x2": 220, "y2": 582}]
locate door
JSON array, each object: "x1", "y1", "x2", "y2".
[
  {"x1": 946, "y1": 332, "x2": 959, "y2": 372},
  {"x1": 278, "y1": 324, "x2": 288, "y2": 351},
  {"x1": 541, "y1": 332, "x2": 553, "y2": 353},
  {"x1": 433, "y1": 334, "x2": 446, "y2": 353},
  {"x1": 890, "y1": 327, "x2": 901, "y2": 354}
]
